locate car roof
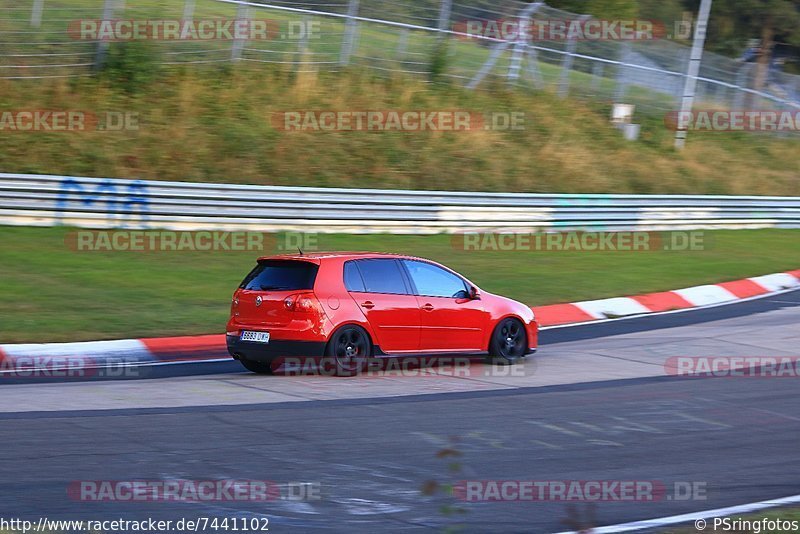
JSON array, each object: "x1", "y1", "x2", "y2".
[{"x1": 257, "y1": 251, "x2": 424, "y2": 262}]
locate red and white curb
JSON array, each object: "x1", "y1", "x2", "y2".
[
  {"x1": 0, "y1": 270, "x2": 798, "y2": 372},
  {"x1": 533, "y1": 269, "x2": 800, "y2": 327},
  {"x1": 0, "y1": 335, "x2": 226, "y2": 375}
]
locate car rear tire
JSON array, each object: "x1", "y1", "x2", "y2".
[
  {"x1": 487, "y1": 318, "x2": 527, "y2": 365},
  {"x1": 324, "y1": 325, "x2": 372, "y2": 377},
  {"x1": 239, "y1": 358, "x2": 275, "y2": 375}
]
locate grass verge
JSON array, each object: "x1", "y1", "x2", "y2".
[{"x1": 0, "y1": 226, "x2": 797, "y2": 343}]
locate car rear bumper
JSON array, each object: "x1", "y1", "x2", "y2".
[{"x1": 227, "y1": 335, "x2": 327, "y2": 363}]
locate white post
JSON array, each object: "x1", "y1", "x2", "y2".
[
  {"x1": 339, "y1": 0, "x2": 359, "y2": 65},
  {"x1": 436, "y1": 0, "x2": 452, "y2": 37},
  {"x1": 231, "y1": 3, "x2": 250, "y2": 60},
  {"x1": 296, "y1": 16, "x2": 310, "y2": 70},
  {"x1": 507, "y1": 2, "x2": 542, "y2": 83},
  {"x1": 614, "y1": 41, "x2": 631, "y2": 102},
  {"x1": 524, "y1": 47, "x2": 543, "y2": 89},
  {"x1": 31, "y1": 0, "x2": 44, "y2": 27},
  {"x1": 183, "y1": 0, "x2": 196, "y2": 20},
  {"x1": 674, "y1": 0, "x2": 713, "y2": 149},
  {"x1": 467, "y1": 40, "x2": 511, "y2": 89},
  {"x1": 94, "y1": 0, "x2": 117, "y2": 70},
  {"x1": 558, "y1": 15, "x2": 590, "y2": 97},
  {"x1": 396, "y1": 28, "x2": 409, "y2": 59}
]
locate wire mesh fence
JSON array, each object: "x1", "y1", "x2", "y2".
[{"x1": 1, "y1": 0, "x2": 799, "y2": 121}]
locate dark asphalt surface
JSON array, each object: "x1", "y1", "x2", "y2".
[
  {"x1": 2, "y1": 289, "x2": 799, "y2": 533},
  {"x1": 3, "y1": 375, "x2": 800, "y2": 533}
]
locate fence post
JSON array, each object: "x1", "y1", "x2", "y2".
[
  {"x1": 94, "y1": 0, "x2": 117, "y2": 71},
  {"x1": 507, "y1": 2, "x2": 542, "y2": 84},
  {"x1": 558, "y1": 14, "x2": 589, "y2": 97},
  {"x1": 507, "y1": 41, "x2": 525, "y2": 83},
  {"x1": 524, "y1": 46, "x2": 543, "y2": 89},
  {"x1": 667, "y1": 46, "x2": 688, "y2": 108},
  {"x1": 733, "y1": 63, "x2": 752, "y2": 109},
  {"x1": 436, "y1": 0, "x2": 451, "y2": 37},
  {"x1": 339, "y1": 0, "x2": 359, "y2": 66},
  {"x1": 395, "y1": 28, "x2": 409, "y2": 59},
  {"x1": 590, "y1": 61, "x2": 603, "y2": 94},
  {"x1": 467, "y1": 40, "x2": 510, "y2": 89},
  {"x1": 231, "y1": 3, "x2": 250, "y2": 61},
  {"x1": 614, "y1": 42, "x2": 631, "y2": 102},
  {"x1": 183, "y1": 0, "x2": 196, "y2": 20},
  {"x1": 674, "y1": 0, "x2": 713, "y2": 149},
  {"x1": 295, "y1": 15, "x2": 310, "y2": 71},
  {"x1": 31, "y1": 0, "x2": 44, "y2": 27}
]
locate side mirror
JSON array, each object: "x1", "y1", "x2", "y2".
[{"x1": 469, "y1": 286, "x2": 481, "y2": 300}]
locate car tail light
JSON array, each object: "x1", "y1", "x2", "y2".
[{"x1": 283, "y1": 292, "x2": 321, "y2": 314}]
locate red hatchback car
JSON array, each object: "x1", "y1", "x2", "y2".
[{"x1": 226, "y1": 253, "x2": 538, "y2": 375}]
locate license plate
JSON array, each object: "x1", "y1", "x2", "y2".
[{"x1": 240, "y1": 331, "x2": 270, "y2": 343}]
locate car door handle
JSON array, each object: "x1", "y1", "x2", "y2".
[
  {"x1": 360, "y1": 301, "x2": 375, "y2": 309},
  {"x1": 421, "y1": 303, "x2": 434, "y2": 311}
]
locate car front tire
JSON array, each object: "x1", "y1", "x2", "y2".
[{"x1": 487, "y1": 317, "x2": 527, "y2": 365}]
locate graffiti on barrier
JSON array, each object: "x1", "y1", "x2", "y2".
[{"x1": 55, "y1": 177, "x2": 149, "y2": 227}]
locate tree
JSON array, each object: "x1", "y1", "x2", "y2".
[
  {"x1": 697, "y1": 0, "x2": 800, "y2": 89},
  {"x1": 545, "y1": 0, "x2": 639, "y2": 19}
]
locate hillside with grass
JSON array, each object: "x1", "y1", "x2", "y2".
[{"x1": 1, "y1": 62, "x2": 798, "y2": 196}]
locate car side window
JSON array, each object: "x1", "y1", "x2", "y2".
[
  {"x1": 343, "y1": 261, "x2": 366, "y2": 292},
  {"x1": 353, "y1": 259, "x2": 409, "y2": 295},
  {"x1": 403, "y1": 260, "x2": 469, "y2": 298}
]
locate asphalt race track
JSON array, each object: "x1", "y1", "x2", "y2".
[{"x1": 2, "y1": 289, "x2": 799, "y2": 533}]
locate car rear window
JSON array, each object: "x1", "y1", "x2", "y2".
[
  {"x1": 343, "y1": 261, "x2": 366, "y2": 292},
  {"x1": 239, "y1": 260, "x2": 319, "y2": 291}
]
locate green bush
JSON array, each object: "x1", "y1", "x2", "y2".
[
  {"x1": 429, "y1": 40, "x2": 449, "y2": 84},
  {"x1": 100, "y1": 41, "x2": 162, "y2": 94}
]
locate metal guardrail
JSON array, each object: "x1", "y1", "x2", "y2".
[{"x1": 1, "y1": 173, "x2": 799, "y2": 233}]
